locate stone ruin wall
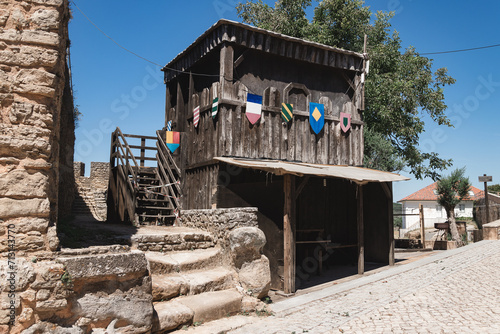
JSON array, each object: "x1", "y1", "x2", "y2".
[
  {"x1": 0, "y1": 0, "x2": 74, "y2": 256},
  {"x1": 0, "y1": 1, "x2": 153, "y2": 333},
  {"x1": 73, "y1": 162, "x2": 108, "y2": 221}
]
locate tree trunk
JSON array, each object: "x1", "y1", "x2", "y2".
[{"x1": 447, "y1": 209, "x2": 463, "y2": 247}]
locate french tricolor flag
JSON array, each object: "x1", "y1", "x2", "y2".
[{"x1": 246, "y1": 93, "x2": 262, "y2": 124}]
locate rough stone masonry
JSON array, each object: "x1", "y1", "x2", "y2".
[
  {"x1": 0, "y1": 0, "x2": 74, "y2": 256},
  {"x1": 0, "y1": 1, "x2": 153, "y2": 333}
]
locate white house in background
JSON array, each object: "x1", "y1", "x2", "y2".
[{"x1": 398, "y1": 182, "x2": 484, "y2": 231}]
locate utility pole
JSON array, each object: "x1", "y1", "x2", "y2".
[{"x1": 478, "y1": 174, "x2": 492, "y2": 227}]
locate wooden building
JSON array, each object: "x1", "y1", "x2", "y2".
[{"x1": 161, "y1": 20, "x2": 408, "y2": 293}]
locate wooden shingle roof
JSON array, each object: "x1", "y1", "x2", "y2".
[{"x1": 162, "y1": 19, "x2": 365, "y2": 82}]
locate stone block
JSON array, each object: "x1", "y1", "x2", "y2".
[
  {"x1": 30, "y1": 9, "x2": 59, "y2": 30},
  {"x1": 47, "y1": 225, "x2": 59, "y2": 251},
  {"x1": 152, "y1": 300, "x2": 194, "y2": 332},
  {"x1": 11, "y1": 8, "x2": 28, "y2": 29},
  {"x1": 0, "y1": 47, "x2": 59, "y2": 70},
  {"x1": 0, "y1": 9, "x2": 9, "y2": 27},
  {"x1": 0, "y1": 258, "x2": 35, "y2": 292},
  {"x1": 57, "y1": 251, "x2": 149, "y2": 279},
  {"x1": 14, "y1": 68, "x2": 56, "y2": 97},
  {"x1": 0, "y1": 29, "x2": 59, "y2": 47},
  {"x1": 0, "y1": 169, "x2": 48, "y2": 198},
  {"x1": 9, "y1": 234, "x2": 45, "y2": 251},
  {"x1": 74, "y1": 289, "x2": 153, "y2": 330},
  {"x1": 36, "y1": 289, "x2": 50, "y2": 301},
  {"x1": 2, "y1": 217, "x2": 49, "y2": 234},
  {"x1": 229, "y1": 226, "x2": 266, "y2": 268},
  {"x1": 36, "y1": 298, "x2": 67, "y2": 312},
  {"x1": 0, "y1": 198, "x2": 50, "y2": 218},
  {"x1": 22, "y1": 322, "x2": 84, "y2": 334},
  {"x1": 237, "y1": 256, "x2": 271, "y2": 299},
  {"x1": 27, "y1": 0, "x2": 64, "y2": 6},
  {"x1": 0, "y1": 124, "x2": 52, "y2": 159}
]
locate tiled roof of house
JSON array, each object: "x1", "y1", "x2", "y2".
[{"x1": 399, "y1": 182, "x2": 484, "y2": 202}]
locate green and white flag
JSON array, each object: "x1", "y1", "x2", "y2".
[{"x1": 212, "y1": 97, "x2": 219, "y2": 119}]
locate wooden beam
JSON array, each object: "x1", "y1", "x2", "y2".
[
  {"x1": 176, "y1": 81, "x2": 185, "y2": 132},
  {"x1": 220, "y1": 43, "x2": 234, "y2": 100},
  {"x1": 357, "y1": 184, "x2": 364, "y2": 275},
  {"x1": 382, "y1": 182, "x2": 395, "y2": 266},
  {"x1": 419, "y1": 203, "x2": 425, "y2": 250},
  {"x1": 295, "y1": 176, "x2": 310, "y2": 200},
  {"x1": 283, "y1": 174, "x2": 296, "y2": 294},
  {"x1": 165, "y1": 86, "x2": 171, "y2": 128}
]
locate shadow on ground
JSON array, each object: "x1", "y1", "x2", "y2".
[{"x1": 58, "y1": 215, "x2": 139, "y2": 248}]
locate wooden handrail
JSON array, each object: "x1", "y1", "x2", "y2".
[{"x1": 156, "y1": 130, "x2": 181, "y2": 175}]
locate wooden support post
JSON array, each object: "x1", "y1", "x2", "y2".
[
  {"x1": 176, "y1": 81, "x2": 185, "y2": 132},
  {"x1": 140, "y1": 138, "x2": 145, "y2": 167},
  {"x1": 357, "y1": 183, "x2": 364, "y2": 275},
  {"x1": 165, "y1": 86, "x2": 171, "y2": 128},
  {"x1": 382, "y1": 182, "x2": 395, "y2": 266},
  {"x1": 483, "y1": 174, "x2": 490, "y2": 225},
  {"x1": 220, "y1": 43, "x2": 234, "y2": 100},
  {"x1": 284, "y1": 174, "x2": 296, "y2": 294},
  {"x1": 419, "y1": 203, "x2": 425, "y2": 248}
]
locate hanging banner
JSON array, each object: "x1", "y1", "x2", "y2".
[
  {"x1": 166, "y1": 131, "x2": 180, "y2": 153},
  {"x1": 246, "y1": 93, "x2": 262, "y2": 124},
  {"x1": 340, "y1": 112, "x2": 351, "y2": 133},
  {"x1": 309, "y1": 102, "x2": 324, "y2": 134},
  {"x1": 166, "y1": 120, "x2": 172, "y2": 131},
  {"x1": 281, "y1": 103, "x2": 293, "y2": 123},
  {"x1": 212, "y1": 97, "x2": 219, "y2": 119},
  {"x1": 193, "y1": 106, "x2": 200, "y2": 128}
]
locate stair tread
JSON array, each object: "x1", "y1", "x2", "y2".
[
  {"x1": 146, "y1": 248, "x2": 220, "y2": 266},
  {"x1": 137, "y1": 205, "x2": 174, "y2": 210},
  {"x1": 175, "y1": 289, "x2": 242, "y2": 323},
  {"x1": 138, "y1": 198, "x2": 170, "y2": 202},
  {"x1": 146, "y1": 248, "x2": 221, "y2": 275},
  {"x1": 152, "y1": 267, "x2": 235, "y2": 301},
  {"x1": 138, "y1": 214, "x2": 176, "y2": 218},
  {"x1": 152, "y1": 289, "x2": 242, "y2": 331}
]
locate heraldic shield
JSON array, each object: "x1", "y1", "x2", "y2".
[
  {"x1": 340, "y1": 112, "x2": 351, "y2": 133},
  {"x1": 309, "y1": 102, "x2": 324, "y2": 134}
]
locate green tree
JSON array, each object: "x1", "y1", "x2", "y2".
[
  {"x1": 236, "y1": 0, "x2": 455, "y2": 179},
  {"x1": 487, "y1": 184, "x2": 500, "y2": 195},
  {"x1": 436, "y1": 167, "x2": 471, "y2": 245}
]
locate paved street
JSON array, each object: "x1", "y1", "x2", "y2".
[{"x1": 227, "y1": 240, "x2": 500, "y2": 334}]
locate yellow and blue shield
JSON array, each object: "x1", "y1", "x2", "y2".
[{"x1": 309, "y1": 102, "x2": 324, "y2": 134}]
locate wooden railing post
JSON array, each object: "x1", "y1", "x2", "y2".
[{"x1": 140, "y1": 137, "x2": 146, "y2": 167}]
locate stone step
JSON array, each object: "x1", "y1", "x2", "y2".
[
  {"x1": 152, "y1": 267, "x2": 236, "y2": 301},
  {"x1": 132, "y1": 227, "x2": 214, "y2": 252},
  {"x1": 152, "y1": 289, "x2": 242, "y2": 332},
  {"x1": 146, "y1": 247, "x2": 222, "y2": 275}
]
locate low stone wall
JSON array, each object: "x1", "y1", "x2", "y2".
[
  {"x1": 1, "y1": 249, "x2": 153, "y2": 333},
  {"x1": 178, "y1": 208, "x2": 259, "y2": 260},
  {"x1": 73, "y1": 162, "x2": 108, "y2": 221},
  {"x1": 483, "y1": 220, "x2": 500, "y2": 240}
]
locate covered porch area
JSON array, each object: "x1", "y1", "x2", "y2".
[{"x1": 215, "y1": 157, "x2": 409, "y2": 293}]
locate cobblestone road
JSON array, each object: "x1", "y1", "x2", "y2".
[{"x1": 229, "y1": 240, "x2": 500, "y2": 334}]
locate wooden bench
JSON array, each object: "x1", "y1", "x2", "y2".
[{"x1": 296, "y1": 229, "x2": 331, "y2": 275}]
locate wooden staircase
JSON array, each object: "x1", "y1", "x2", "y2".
[{"x1": 108, "y1": 127, "x2": 181, "y2": 225}]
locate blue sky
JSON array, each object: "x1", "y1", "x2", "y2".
[{"x1": 69, "y1": 0, "x2": 500, "y2": 201}]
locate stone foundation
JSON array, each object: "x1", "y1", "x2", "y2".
[{"x1": 0, "y1": 249, "x2": 153, "y2": 333}]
